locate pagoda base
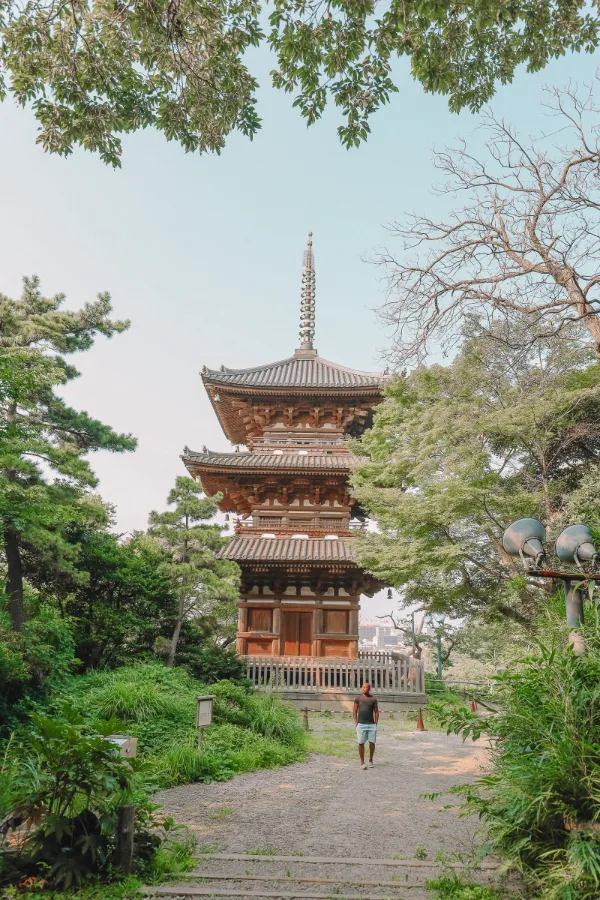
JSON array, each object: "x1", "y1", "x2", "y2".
[
  {"x1": 243, "y1": 653, "x2": 426, "y2": 710},
  {"x1": 265, "y1": 691, "x2": 426, "y2": 713}
]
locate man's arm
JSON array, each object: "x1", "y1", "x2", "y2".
[
  {"x1": 353, "y1": 700, "x2": 358, "y2": 726},
  {"x1": 374, "y1": 700, "x2": 379, "y2": 725}
]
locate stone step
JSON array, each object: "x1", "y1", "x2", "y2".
[
  {"x1": 171, "y1": 872, "x2": 427, "y2": 894},
  {"x1": 143, "y1": 851, "x2": 501, "y2": 899},
  {"x1": 188, "y1": 861, "x2": 493, "y2": 887},
  {"x1": 192, "y1": 852, "x2": 498, "y2": 870},
  {"x1": 145, "y1": 885, "x2": 429, "y2": 899}
]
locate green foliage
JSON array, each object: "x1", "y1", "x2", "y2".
[
  {"x1": 440, "y1": 620, "x2": 600, "y2": 899},
  {"x1": 269, "y1": 0, "x2": 600, "y2": 147},
  {"x1": 426, "y1": 874, "x2": 505, "y2": 899},
  {"x1": 147, "y1": 475, "x2": 240, "y2": 665},
  {"x1": 0, "y1": 0, "x2": 598, "y2": 160},
  {"x1": 352, "y1": 323, "x2": 600, "y2": 625},
  {"x1": 2, "y1": 876, "x2": 146, "y2": 899},
  {"x1": 0, "y1": 706, "x2": 161, "y2": 889},
  {"x1": 63, "y1": 663, "x2": 305, "y2": 788},
  {"x1": 26, "y1": 527, "x2": 178, "y2": 671},
  {"x1": 0, "y1": 276, "x2": 135, "y2": 632},
  {"x1": 0, "y1": 601, "x2": 75, "y2": 736},
  {"x1": 146, "y1": 828, "x2": 196, "y2": 882},
  {"x1": 178, "y1": 640, "x2": 246, "y2": 683},
  {"x1": 0, "y1": 0, "x2": 263, "y2": 166}
]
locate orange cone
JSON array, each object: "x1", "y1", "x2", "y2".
[
  {"x1": 471, "y1": 696, "x2": 478, "y2": 712},
  {"x1": 416, "y1": 708, "x2": 425, "y2": 731}
]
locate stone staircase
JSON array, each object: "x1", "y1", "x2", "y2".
[{"x1": 144, "y1": 851, "x2": 500, "y2": 899}]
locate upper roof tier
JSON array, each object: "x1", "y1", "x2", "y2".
[
  {"x1": 199, "y1": 235, "x2": 384, "y2": 445},
  {"x1": 201, "y1": 349, "x2": 382, "y2": 391}
]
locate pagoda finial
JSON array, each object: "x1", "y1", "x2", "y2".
[{"x1": 299, "y1": 232, "x2": 315, "y2": 350}]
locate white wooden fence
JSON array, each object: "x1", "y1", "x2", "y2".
[{"x1": 244, "y1": 653, "x2": 425, "y2": 696}]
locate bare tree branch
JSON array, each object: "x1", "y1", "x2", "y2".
[{"x1": 376, "y1": 81, "x2": 600, "y2": 368}]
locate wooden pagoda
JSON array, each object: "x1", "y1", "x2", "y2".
[{"x1": 182, "y1": 234, "x2": 384, "y2": 661}]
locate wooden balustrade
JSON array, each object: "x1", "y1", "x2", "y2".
[{"x1": 244, "y1": 653, "x2": 425, "y2": 696}]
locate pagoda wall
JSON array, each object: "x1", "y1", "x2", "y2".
[{"x1": 236, "y1": 588, "x2": 359, "y2": 658}]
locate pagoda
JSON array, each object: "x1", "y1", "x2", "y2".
[{"x1": 183, "y1": 235, "x2": 384, "y2": 660}]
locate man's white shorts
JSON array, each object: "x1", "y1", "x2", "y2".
[{"x1": 356, "y1": 724, "x2": 377, "y2": 744}]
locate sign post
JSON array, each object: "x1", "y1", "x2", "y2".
[
  {"x1": 196, "y1": 695, "x2": 216, "y2": 748},
  {"x1": 107, "y1": 734, "x2": 138, "y2": 875}
]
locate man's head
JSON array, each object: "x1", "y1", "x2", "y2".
[{"x1": 361, "y1": 682, "x2": 371, "y2": 696}]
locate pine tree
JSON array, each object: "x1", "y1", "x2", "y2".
[
  {"x1": 147, "y1": 476, "x2": 240, "y2": 666},
  {"x1": 0, "y1": 277, "x2": 136, "y2": 631}
]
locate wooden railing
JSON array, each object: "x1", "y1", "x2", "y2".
[{"x1": 245, "y1": 654, "x2": 425, "y2": 696}]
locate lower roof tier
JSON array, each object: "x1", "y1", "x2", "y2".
[
  {"x1": 221, "y1": 537, "x2": 383, "y2": 596},
  {"x1": 219, "y1": 536, "x2": 355, "y2": 563},
  {"x1": 183, "y1": 449, "x2": 357, "y2": 474}
]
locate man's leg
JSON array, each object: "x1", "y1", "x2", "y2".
[
  {"x1": 368, "y1": 741, "x2": 375, "y2": 763},
  {"x1": 358, "y1": 742, "x2": 365, "y2": 764}
]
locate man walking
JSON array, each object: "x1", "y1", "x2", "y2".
[{"x1": 353, "y1": 682, "x2": 378, "y2": 769}]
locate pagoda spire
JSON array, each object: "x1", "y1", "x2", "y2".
[{"x1": 299, "y1": 232, "x2": 316, "y2": 350}]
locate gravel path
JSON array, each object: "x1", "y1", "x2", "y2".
[{"x1": 155, "y1": 716, "x2": 490, "y2": 862}]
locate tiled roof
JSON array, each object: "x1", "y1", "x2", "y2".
[
  {"x1": 219, "y1": 536, "x2": 357, "y2": 564},
  {"x1": 202, "y1": 351, "x2": 382, "y2": 390},
  {"x1": 183, "y1": 450, "x2": 357, "y2": 471}
]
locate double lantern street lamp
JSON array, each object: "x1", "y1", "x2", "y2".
[{"x1": 502, "y1": 519, "x2": 600, "y2": 656}]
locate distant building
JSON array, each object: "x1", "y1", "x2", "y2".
[{"x1": 359, "y1": 623, "x2": 404, "y2": 649}]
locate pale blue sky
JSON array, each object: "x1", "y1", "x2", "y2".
[{"x1": 1, "y1": 44, "x2": 597, "y2": 617}]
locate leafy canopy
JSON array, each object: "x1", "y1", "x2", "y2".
[
  {"x1": 147, "y1": 475, "x2": 240, "y2": 664},
  {"x1": 352, "y1": 321, "x2": 600, "y2": 625},
  {"x1": 0, "y1": 276, "x2": 136, "y2": 629},
  {"x1": 1, "y1": 0, "x2": 600, "y2": 161}
]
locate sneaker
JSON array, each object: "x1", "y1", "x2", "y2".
[
  {"x1": 361, "y1": 763, "x2": 368, "y2": 770},
  {"x1": 368, "y1": 761, "x2": 374, "y2": 768}
]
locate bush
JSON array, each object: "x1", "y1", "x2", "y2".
[
  {"x1": 0, "y1": 602, "x2": 75, "y2": 738},
  {"x1": 178, "y1": 643, "x2": 246, "y2": 683},
  {"x1": 63, "y1": 663, "x2": 306, "y2": 788},
  {"x1": 442, "y1": 619, "x2": 600, "y2": 900},
  {"x1": 0, "y1": 706, "x2": 168, "y2": 889}
]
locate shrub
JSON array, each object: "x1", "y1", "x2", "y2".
[
  {"x1": 0, "y1": 706, "x2": 166, "y2": 889},
  {"x1": 63, "y1": 663, "x2": 305, "y2": 788},
  {"x1": 441, "y1": 619, "x2": 600, "y2": 900},
  {"x1": 0, "y1": 602, "x2": 75, "y2": 737},
  {"x1": 178, "y1": 643, "x2": 246, "y2": 683}
]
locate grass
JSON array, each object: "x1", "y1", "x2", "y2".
[
  {"x1": 62, "y1": 663, "x2": 306, "y2": 788},
  {"x1": 426, "y1": 874, "x2": 508, "y2": 899},
  {"x1": 210, "y1": 807, "x2": 232, "y2": 819},
  {"x1": 1, "y1": 877, "x2": 145, "y2": 899}
]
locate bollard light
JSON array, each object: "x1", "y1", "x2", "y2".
[{"x1": 107, "y1": 734, "x2": 138, "y2": 759}]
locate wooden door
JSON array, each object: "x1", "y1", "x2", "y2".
[
  {"x1": 299, "y1": 612, "x2": 312, "y2": 656},
  {"x1": 282, "y1": 611, "x2": 313, "y2": 656}
]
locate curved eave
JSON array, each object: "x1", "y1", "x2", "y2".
[
  {"x1": 201, "y1": 352, "x2": 384, "y2": 391},
  {"x1": 181, "y1": 450, "x2": 358, "y2": 476}
]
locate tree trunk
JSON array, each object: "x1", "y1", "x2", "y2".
[
  {"x1": 167, "y1": 596, "x2": 186, "y2": 666},
  {"x1": 4, "y1": 527, "x2": 25, "y2": 631}
]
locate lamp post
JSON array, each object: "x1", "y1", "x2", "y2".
[
  {"x1": 433, "y1": 614, "x2": 446, "y2": 679},
  {"x1": 425, "y1": 613, "x2": 446, "y2": 678},
  {"x1": 502, "y1": 519, "x2": 599, "y2": 657}
]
